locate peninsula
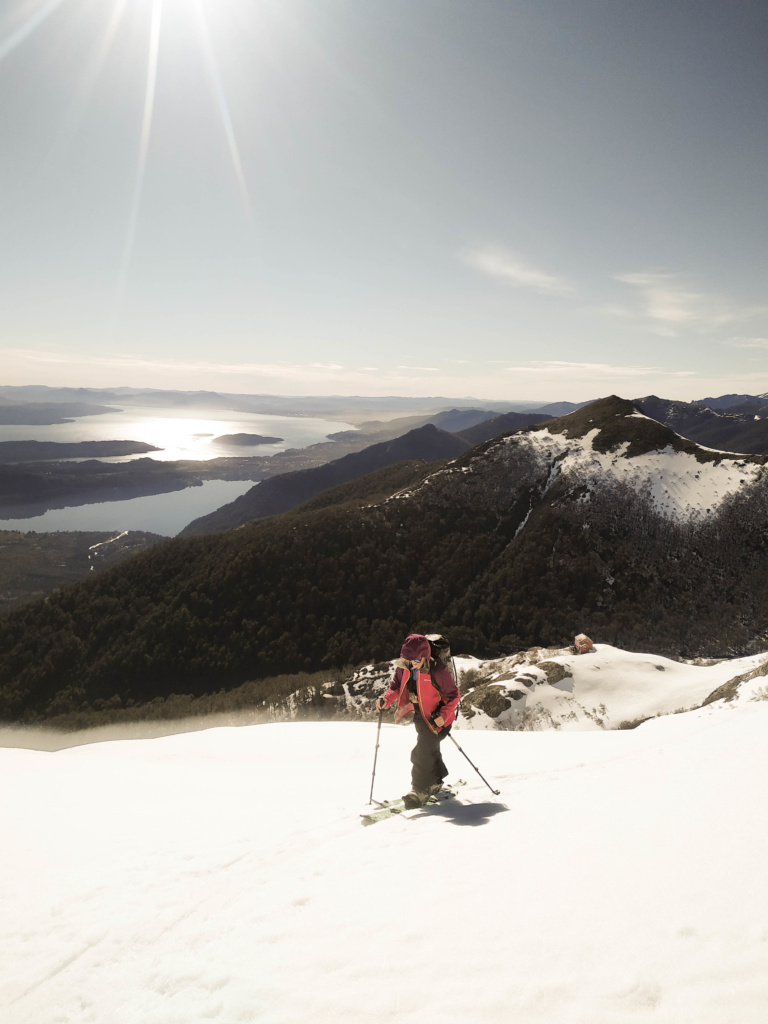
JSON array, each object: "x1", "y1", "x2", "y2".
[{"x1": 0, "y1": 440, "x2": 161, "y2": 462}]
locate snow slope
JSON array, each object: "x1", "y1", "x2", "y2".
[
  {"x1": 514, "y1": 427, "x2": 763, "y2": 520},
  {"x1": 455, "y1": 643, "x2": 768, "y2": 731},
  {"x1": 3, "y1": 699, "x2": 768, "y2": 1023}
]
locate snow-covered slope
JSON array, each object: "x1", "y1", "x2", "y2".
[
  {"x1": 395, "y1": 395, "x2": 767, "y2": 526},
  {"x1": 2, "y1": 700, "x2": 768, "y2": 1024},
  {"x1": 515, "y1": 425, "x2": 762, "y2": 519},
  {"x1": 301, "y1": 643, "x2": 768, "y2": 735},
  {"x1": 454, "y1": 643, "x2": 768, "y2": 731}
]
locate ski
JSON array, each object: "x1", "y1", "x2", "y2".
[{"x1": 361, "y1": 780, "x2": 466, "y2": 826}]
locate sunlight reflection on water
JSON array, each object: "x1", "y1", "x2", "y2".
[
  {"x1": 0, "y1": 406, "x2": 357, "y2": 534},
  {"x1": 0, "y1": 406, "x2": 354, "y2": 461}
]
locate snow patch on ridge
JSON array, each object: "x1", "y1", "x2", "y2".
[{"x1": 508, "y1": 427, "x2": 763, "y2": 520}]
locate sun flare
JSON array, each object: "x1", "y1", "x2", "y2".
[{"x1": 1, "y1": 0, "x2": 254, "y2": 329}]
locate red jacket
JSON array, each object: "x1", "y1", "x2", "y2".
[{"x1": 381, "y1": 662, "x2": 460, "y2": 734}]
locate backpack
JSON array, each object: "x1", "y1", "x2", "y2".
[
  {"x1": 426, "y1": 633, "x2": 453, "y2": 673},
  {"x1": 426, "y1": 634, "x2": 460, "y2": 714}
]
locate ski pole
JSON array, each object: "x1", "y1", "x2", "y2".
[
  {"x1": 449, "y1": 654, "x2": 500, "y2": 796},
  {"x1": 368, "y1": 708, "x2": 384, "y2": 804},
  {"x1": 447, "y1": 733, "x2": 501, "y2": 796}
]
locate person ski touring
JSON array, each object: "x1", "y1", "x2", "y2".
[{"x1": 375, "y1": 633, "x2": 460, "y2": 809}]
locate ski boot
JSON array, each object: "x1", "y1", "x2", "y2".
[{"x1": 402, "y1": 789, "x2": 429, "y2": 809}]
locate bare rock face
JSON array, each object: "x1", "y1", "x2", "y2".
[
  {"x1": 461, "y1": 683, "x2": 514, "y2": 720},
  {"x1": 701, "y1": 659, "x2": 768, "y2": 707},
  {"x1": 538, "y1": 661, "x2": 574, "y2": 687}
]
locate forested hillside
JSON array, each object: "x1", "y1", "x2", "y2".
[
  {"x1": 455, "y1": 410, "x2": 551, "y2": 445},
  {"x1": 2, "y1": 397, "x2": 767, "y2": 724},
  {"x1": 179, "y1": 423, "x2": 469, "y2": 535}
]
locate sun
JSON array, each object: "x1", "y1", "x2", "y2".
[{"x1": 1, "y1": 0, "x2": 253, "y2": 331}]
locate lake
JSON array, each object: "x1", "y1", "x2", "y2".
[
  {"x1": 0, "y1": 405, "x2": 354, "y2": 462},
  {"x1": 0, "y1": 403, "x2": 355, "y2": 534},
  {"x1": 0, "y1": 480, "x2": 256, "y2": 537}
]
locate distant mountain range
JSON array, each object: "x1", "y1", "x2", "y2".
[
  {"x1": 3, "y1": 395, "x2": 768, "y2": 724},
  {"x1": 178, "y1": 394, "x2": 768, "y2": 536},
  {"x1": 0, "y1": 402, "x2": 119, "y2": 425},
  {"x1": 637, "y1": 395, "x2": 768, "y2": 453},
  {"x1": 698, "y1": 393, "x2": 768, "y2": 412},
  {"x1": 180, "y1": 413, "x2": 556, "y2": 536},
  {"x1": 0, "y1": 385, "x2": 548, "y2": 420},
  {"x1": 455, "y1": 410, "x2": 556, "y2": 445},
  {"x1": 180, "y1": 423, "x2": 470, "y2": 535}
]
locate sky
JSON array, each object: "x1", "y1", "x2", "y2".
[{"x1": 1, "y1": 0, "x2": 767, "y2": 402}]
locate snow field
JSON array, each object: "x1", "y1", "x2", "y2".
[
  {"x1": 515, "y1": 428, "x2": 763, "y2": 520},
  {"x1": 458, "y1": 644, "x2": 768, "y2": 731},
  {"x1": 2, "y1": 707, "x2": 768, "y2": 1024}
]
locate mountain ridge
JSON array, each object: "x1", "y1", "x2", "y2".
[
  {"x1": 179, "y1": 423, "x2": 470, "y2": 535},
  {"x1": 637, "y1": 394, "x2": 768, "y2": 454}
]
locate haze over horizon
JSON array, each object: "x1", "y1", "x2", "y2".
[{"x1": 2, "y1": 0, "x2": 767, "y2": 402}]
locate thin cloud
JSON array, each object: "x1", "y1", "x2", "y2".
[
  {"x1": 502, "y1": 360, "x2": 695, "y2": 380},
  {"x1": 591, "y1": 303, "x2": 636, "y2": 319},
  {"x1": 1, "y1": 348, "x2": 352, "y2": 380},
  {"x1": 615, "y1": 271, "x2": 767, "y2": 335},
  {"x1": 462, "y1": 245, "x2": 574, "y2": 296},
  {"x1": 1, "y1": 348, "x2": 441, "y2": 392},
  {"x1": 727, "y1": 336, "x2": 768, "y2": 349}
]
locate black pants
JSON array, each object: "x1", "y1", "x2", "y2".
[{"x1": 410, "y1": 713, "x2": 450, "y2": 791}]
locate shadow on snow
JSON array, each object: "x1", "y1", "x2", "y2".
[{"x1": 410, "y1": 799, "x2": 510, "y2": 827}]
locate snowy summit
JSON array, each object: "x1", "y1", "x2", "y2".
[{"x1": 424, "y1": 396, "x2": 768, "y2": 522}]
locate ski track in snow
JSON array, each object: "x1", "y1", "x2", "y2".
[
  {"x1": 2, "y1": 686, "x2": 768, "y2": 1024},
  {"x1": 509, "y1": 428, "x2": 762, "y2": 520}
]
